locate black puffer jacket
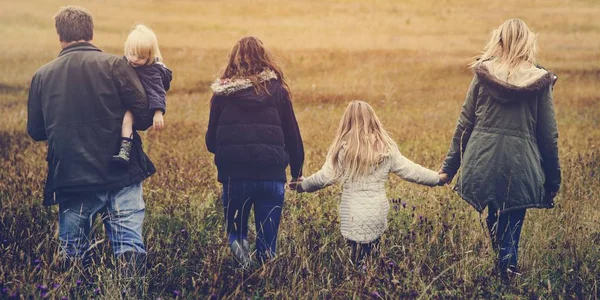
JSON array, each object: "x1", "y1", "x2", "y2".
[
  {"x1": 206, "y1": 70, "x2": 304, "y2": 183},
  {"x1": 27, "y1": 43, "x2": 156, "y2": 206}
]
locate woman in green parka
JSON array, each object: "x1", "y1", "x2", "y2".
[{"x1": 440, "y1": 19, "x2": 561, "y2": 278}]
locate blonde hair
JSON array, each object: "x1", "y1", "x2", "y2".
[
  {"x1": 326, "y1": 101, "x2": 396, "y2": 182},
  {"x1": 124, "y1": 24, "x2": 162, "y2": 64},
  {"x1": 471, "y1": 18, "x2": 538, "y2": 74}
]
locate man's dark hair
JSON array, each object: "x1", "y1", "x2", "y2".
[{"x1": 54, "y1": 6, "x2": 94, "y2": 42}]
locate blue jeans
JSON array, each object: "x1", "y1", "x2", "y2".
[
  {"x1": 222, "y1": 180, "x2": 285, "y2": 262},
  {"x1": 58, "y1": 183, "x2": 146, "y2": 259},
  {"x1": 486, "y1": 203, "x2": 526, "y2": 269}
]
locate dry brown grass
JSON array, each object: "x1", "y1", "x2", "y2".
[{"x1": 1, "y1": 0, "x2": 599, "y2": 298}]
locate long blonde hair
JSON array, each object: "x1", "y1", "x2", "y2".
[
  {"x1": 471, "y1": 18, "x2": 538, "y2": 74},
  {"x1": 124, "y1": 24, "x2": 162, "y2": 64},
  {"x1": 222, "y1": 36, "x2": 290, "y2": 96},
  {"x1": 327, "y1": 101, "x2": 396, "y2": 182}
]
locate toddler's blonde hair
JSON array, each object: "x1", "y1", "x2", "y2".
[
  {"x1": 326, "y1": 101, "x2": 396, "y2": 182},
  {"x1": 124, "y1": 24, "x2": 162, "y2": 64}
]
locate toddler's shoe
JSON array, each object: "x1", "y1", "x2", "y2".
[{"x1": 112, "y1": 137, "x2": 133, "y2": 165}]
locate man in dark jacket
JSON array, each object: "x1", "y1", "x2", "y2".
[{"x1": 26, "y1": 6, "x2": 155, "y2": 279}]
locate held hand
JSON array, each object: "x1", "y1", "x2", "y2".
[
  {"x1": 437, "y1": 169, "x2": 452, "y2": 186},
  {"x1": 288, "y1": 176, "x2": 304, "y2": 192},
  {"x1": 153, "y1": 111, "x2": 164, "y2": 130},
  {"x1": 438, "y1": 173, "x2": 449, "y2": 186}
]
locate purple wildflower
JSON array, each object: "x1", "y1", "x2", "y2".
[
  {"x1": 180, "y1": 229, "x2": 186, "y2": 233},
  {"x1": 173, "y1": 290, "x2": 181, "y2": 297},
  {"x1": 388, "y1": 261, "x2": 395, "y2": 268},
  {"x1": 61, "y1": 297, "x2": 69, "y2": 300},
  {"x1": 371, "y1": 290, "x2": 381, "y2": 298},
  {"x1": 393, "y1": 204, "x2": 399, "y2": 211},
  {"x1": 419, "y1": 215, "x2": 423, "y2": 222},
  {"x1": 401, "y1": 202, "x2": 407, "y2": 208},
  {"x1": 75, "y1": 279, "x2": 82, "y2": 286},
  {"x1": 34, "y1": 259, "x2": 41, "y2": 264},
  {"x1": 412, "y1": 205, "x2": 416, "y2": 211},
  {"x1": 41, "y1": 290, "x2": 49, "y2": 298},
  {"x1": 52, "y1": 283, "x2": 60, "y2": 290},
  {"x1": 94, "y1": 288, "x2": 100, "y2": 295}
]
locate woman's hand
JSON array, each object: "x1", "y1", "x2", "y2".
[
  {"x1": 437, "y1": 169, "x2": 452, "y2": 186},
  {"x1": 288, "y1": 176, "x2": 304, "y2": 192},
  {"x1": 153, "y1": 111, "x2": 164, "y2": 130}
]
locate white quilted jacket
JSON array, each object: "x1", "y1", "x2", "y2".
[{"x1": 300, "y1": 145, "x2": 440, "y2": 243}]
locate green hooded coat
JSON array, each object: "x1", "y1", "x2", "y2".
[{"x1": 441, "y1": 60, "x2": 561, "y2": 213}]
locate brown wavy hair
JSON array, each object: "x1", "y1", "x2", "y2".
[{"x1": 222, "y1": 36, "x2": 290, "y2": 96}]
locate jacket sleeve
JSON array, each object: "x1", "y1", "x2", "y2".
[
  {"x1": 112, "y1": 58, "x2": 153, "y2": 130},
  {"x1": 390, "y1": 146, "x2": 440, "y2": 187},
  {"x1": 537, "y1": 84, "x2": 561, "y2": 192},
  {"x1": 27, "y1": 73, "x2": 47, "y2": 141},
  {"x1": 300, "y1": 156, "x2": 336, "y2": 193},
  {"x1": 278, "y1": 87, "x2": 305, "y2": 178},
  {"x1": 147, "y1": 71, "x2": 167, "y2": 115},
  {"x1": 441, "y1": 75, "x2": 479, "y2": 176},
  {"x1": 205, "y1": 95, "x2": 222, "y2": 154}
]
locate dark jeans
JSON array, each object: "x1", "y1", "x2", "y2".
[
  {"x1": 486, "y1": 203, "x2": 526, "y2": 270},
  {"x1": 347, "y1": 238, "x2": 380, "y2": 264},
  {"x1": 222, "y1": 179, "x2": 285, "y2": 262}
]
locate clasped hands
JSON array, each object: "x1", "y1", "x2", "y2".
[
  {"x1": 438, "y1": 169, "x2": 452, "y2": 186},
  {"x1": 288, "y1": 176, "x2": 305, "y2": 192}
]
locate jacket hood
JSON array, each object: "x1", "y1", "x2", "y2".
[
  {"x1": 130, "y1": 61, "x2": 173, "y2": 91},
  {"x1": 155, "y1": 62, "x2": 173, "y2": 91},
  {"x1": 475, "y1": 60, "x2": 557, "y2": 103},
  {"x1": 210, "y1": 69, "x2": 279, "y2": 107},
  {"x1": 211, "y1": 70, "x2": 278, "y2": 95}
]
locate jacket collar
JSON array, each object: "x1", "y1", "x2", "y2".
[
  {"x1": 58, "y1": 42, "x2": 102, "y2": 57},
  {"x1": 474, "y1": 60, "x2": 556, "y2": 94},
  {"x1": 211, "y1": 70, "x2": 278, "y2": 96}
]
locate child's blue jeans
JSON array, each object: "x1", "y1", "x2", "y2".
[
  {"x1": 222, "y1": 179, "x2": 285, "y2": 262},
  {"x1": 486, "y1": 203, "x2": 526, "y2": 270},
  {"x1": 58, "y1": 183, "x2": 146, "y2": 259}
]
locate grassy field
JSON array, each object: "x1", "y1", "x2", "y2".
[{"x1": 1, "y1": 0, "x2": 600, "y2": 298}]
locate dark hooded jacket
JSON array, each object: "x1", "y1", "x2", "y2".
[
  {"x1": 130, "y1": 60, "x2": 173, "y2": 114},
  {"x1": 441, "y1": 60, "x2": 561, "y2": 213},
  {"x1": 205, "y1": 70, "x2": 304, "y2": 183},
  {"x1": 27, "y1": 43, "x2": 156, "y2": 206}
]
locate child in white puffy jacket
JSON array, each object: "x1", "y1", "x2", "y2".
[{"x1": 293, "y1": 101, "x2": 447, "y2": 264}]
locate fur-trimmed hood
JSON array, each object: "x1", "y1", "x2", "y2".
[
  {"x1": 475, "y1": 60, "x2": 557, "y2": 103},
  {"x1": 210, "y1": 69, "x2": 278, "y2": 96}
]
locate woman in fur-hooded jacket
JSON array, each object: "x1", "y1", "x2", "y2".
[
  {"x1": 205, "y1": 36, "x2": 304, "y2": 267},
  {"x1": 440, "y1": 19, "x2": 560, "y2": 277}
]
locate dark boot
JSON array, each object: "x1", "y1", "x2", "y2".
[{"x1": 112, "y1": 137, "x2": 133, "y2": 165}]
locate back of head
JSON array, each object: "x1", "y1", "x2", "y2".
[
  {"x1": 328, "y1": 101, "x2": 395, "y2": 182},
  {"x1": 124, "y1": 24, "x2": 162, "y2": 64},
  {"x1": 54, "y1": 6, "x2": 94, "y2": 42},
  {"x1": 222, "y1": 36, "x2": 289, "y2": 95},
  {"x1": 472, "y1": 18, "x2": 538, "y2": 74}
]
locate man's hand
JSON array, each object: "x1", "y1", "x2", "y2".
[{"x1": 153, "y1": 111, "x2": 164, "y2": 130}]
